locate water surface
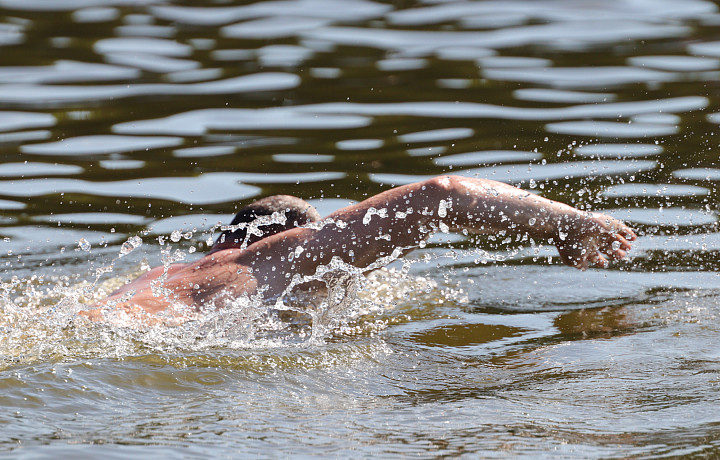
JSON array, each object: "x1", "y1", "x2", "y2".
[{"x1": 2, "y1": 0, "x2": 720, "y2": 457}]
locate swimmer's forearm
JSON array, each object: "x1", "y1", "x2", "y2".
[
  {"x1": 428, "y1": 176, "x2": 634, "y2": 269},
  {"x1": 435, "y1": 175, "x2": 584, "y2": 242}
]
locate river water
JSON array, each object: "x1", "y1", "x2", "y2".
[{"x1": 1, "y1": 0, "x2": 720, "y2": 457}]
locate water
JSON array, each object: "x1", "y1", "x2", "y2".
[{"x1": 2, "y1": 0, "x2": 720, "y2": 457}]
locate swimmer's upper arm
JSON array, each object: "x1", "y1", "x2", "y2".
[{"x1": 242, "y1": 177, "x2": 451, "y2": 294}]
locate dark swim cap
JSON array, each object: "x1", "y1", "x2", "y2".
[{"x1": 212, "y1": 195, "x2": 321, "y2": 250}]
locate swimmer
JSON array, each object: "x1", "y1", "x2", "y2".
[{"x1": 83, "y1": 176, "x2": 636, "y2": 320}]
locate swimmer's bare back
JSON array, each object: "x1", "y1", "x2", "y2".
[{"x1": 83, "y1": 176, "x2": 636, "y2": 320}]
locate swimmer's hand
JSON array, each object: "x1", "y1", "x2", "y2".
[{"x1": 555, "y1": 212, "x2": 636, "y2": 270}]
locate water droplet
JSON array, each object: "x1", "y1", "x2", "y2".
[
  {"x1": 77, "y1": 238, "x2": 91, "y2": 252},
  {"x1": 438, "y1": 199, "x2": 448, "y2": 218},
  {"x1": 120, "y1": 235, "x2": 142, "y2": 256}
]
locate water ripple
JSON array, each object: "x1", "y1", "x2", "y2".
[
  {"x1": 99, "y1": 159, "x2": 146, "y2": 170},
  {"x1": 477, "y1": 56, "x2": 552, "y2": 68},
  {"x1": 575, "y1": 143, "x2": 664, "y2": 158},
  {"x1": 607, "y1": 208, "x2": 717, "y2": 226},
  {"x1": 483, "y1": 66, "x2": 677, "y2": 89},
  {"x1": 0, "y1": 130, "x2": 51, "y2": 145},
  {"x1": 398, "y1": 128, "x2": 474, "y2": 143},
  {"x1": 0, "y1": 173, "x2": 262, "y2": 205},
  {"x1": 0, "y1": 112, "x2": 55, "y2": 132},
  {"x1": 272, "y1": 154, "x2": 335, "y2": 163},
  {"x1": 0, "y1": 61, "x2": 139, "y2": 84},
  {"x1": 0, "y1": 162, "x2": 83, "y2": 177},
  {"x1": 173, "y1": 146, "x2": 235, "y2": 158},
  {"x1": 546, "y1": 121, "x2": 679, "y2": 138},
  {"x1": 674, "y1": 168, "x2": 720, "y2": 181},
  {"x1": 32, "y1": 212, "x2": 148, "y2": 225},
  {"x1": 513, "y1": 89, "x2": 616, "y2": 104},
  {"x1": 113, "y1": 108, "x2": 371, "y2": 136},
  {"x1": 0, "y1": 23, "x2": 24, "y2": 46},
  {"x1": 221, "y1": 17, "x2": 332, "y2": 39},
  {"x1": 72, "y1": 7, "x2": 120, "y2": 23},
  {"x1": 0, "y1": 198, "x2": 24, "y2": 210},
  {"x1": 336, "y1": 139, "x2": 383, "y2": 150},
  {"x1": 103, "y1": 54, "x2": 199, "y2": 74},
  {"x1": 628, "y1": 55, "x2": 720, "y2": 72},
  {"x1": 387, "y1": 0, "x2": 714, "y2": 26},
  {"x1": 302, "y1": 22, "x2": 690, "y2": 56},
  {"x1": 0, "y1": 73, "x2": 300, "y2": 106},
  {"x1": 434, "y1": 150, "x2": 541, "y2": 167},
  {"x1": 151, "y1": 0, "x2": 391, "y2": 26},
  {"x1": 688, "y1": 40, "x2": 720, "y2": 57},
  {"x1": 94, "y1": 37, "x2": 193, "y2": 57},
  {"x1": 370, "y1": 160, "x2": 657, "y2": 185},
  {"x1": 303, "y1": 96, "x2": 707, "y2": 121},
  {"x1": 20, "y1": 135, "x2": 184, "y2": 156},
  {"x1": 602, "y1": 184, "x2": 710, "y2": 198}
]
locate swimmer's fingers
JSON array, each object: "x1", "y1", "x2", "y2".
[
  {"x1": 597, "y1": 234, "x2": 630, "y2": 260},
  {"x1": 557, "y1": 241, "x2": 593, "y2": 270},
  {"x1": 557, "y1": 213, "x2": 635, "y2": 270},
  {"x1": 587, "y1": 250, "x2": 609, "y2": 269},
  {"x1": 585, "y1": 213, "x2": 635, "y2": 262},
  {"x1": 591, "y1": 213, "x2": 637, "y2": 242},
  {"x1": 559, "y1": 235, "x2": 628, "y2": 271},
  {"x1": 622, "y1": 227, "x2": 637, "y2": 241}
]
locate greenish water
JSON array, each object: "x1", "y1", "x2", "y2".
[{"x1": 2, "y1": 0, "x2": 720, "y2": 457}]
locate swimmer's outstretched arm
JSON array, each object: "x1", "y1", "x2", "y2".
[{"x1": 246, "y1": 175, "x2": 635, "y2": 296}]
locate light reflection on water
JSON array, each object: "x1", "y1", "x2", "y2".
[{"x1": 1, "y1": 0, "x2": 720, "y2": 456}]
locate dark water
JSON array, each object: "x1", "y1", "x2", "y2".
[{"x1": 2, "y1": 0, "x2": 720, "y2": 457}]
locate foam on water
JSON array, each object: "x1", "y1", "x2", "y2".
[{"x1": 0, "y1": 240, "x2": 449, "y2": 372}]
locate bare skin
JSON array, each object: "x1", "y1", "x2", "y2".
[{"x1": 83, "y1": 176, "x2": 636, "y2": 321}]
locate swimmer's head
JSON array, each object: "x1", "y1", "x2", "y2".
[{"x1": 212, "y1": 195, "x2": 321, "y2": 251}]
